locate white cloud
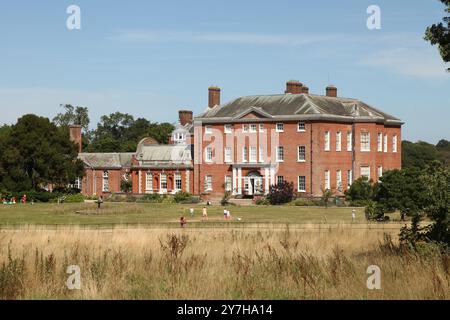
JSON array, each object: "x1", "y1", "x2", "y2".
[{"x1": 361, "y1": 47, "x2": 449, "y2": 79}]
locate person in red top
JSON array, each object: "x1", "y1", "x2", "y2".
[
  {"x1": 22, "y1": 194, "x2": 27, "y2": 204},
  {"x1": 180, "y1": 216, "x2": 187, "y2": 228}
]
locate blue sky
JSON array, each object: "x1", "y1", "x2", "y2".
[{"x1": 0, "y1": 0, "x2": 448, "y2": 143}]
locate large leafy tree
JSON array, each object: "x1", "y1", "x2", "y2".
[
  {"x1": 402, "y1": 140, "x2": 440, "y2": 169},
  {"x1": 374, "y1": 168, "x2": 425, "y2": 218},
  {"x1": 88, "y1": 112, "x2": 174, "y2": 152},
  {"x1": 425, "y1": 0, "x2": 450, "y2": 71},
  {"x1": 53, "y1": 104, "x2": 90, "y2": 131},
  {"x1": 0, "y1": 115, "x2": 84, "y2": 191}
]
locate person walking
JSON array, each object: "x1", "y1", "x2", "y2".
[
  {"x1": 180, "y1": 216, "x2": 187, "y2": 228},
  {"x1": 189, "y1": 208, "x2": 194, "y2": 217},
  {"x1": 202, "y1": 206, "x2": 208, "y2": 222}
]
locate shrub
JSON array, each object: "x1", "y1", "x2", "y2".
[
  {"x1": 120, "y1": 180, "x2": 132, "y2": 193},
  {"x1": 292, "y1": 198, "x2": 317, "y2": 206},
  {"x1": 255, "y1": 197, "x2": 270, "y2": 205},
  {"x1": 221, "y1": 191, "x2": 231, "y2": 206},
  {"x1": 267, "y1": 181, "x2": 295, "y2": 205},
  {"x1": 140, "y1": 193, "x2": 162, "y2": 203},
  {"x1": 174, "y1": 191, "x2": 193, "y2": 203},
  {"x1": 63, "y1": 193, "x2": 85, "y2": 203},
  {"x1": 345, "y1": 176, "x2": 375, "y2": 203}
]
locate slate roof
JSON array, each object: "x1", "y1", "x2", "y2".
[
  {"x1": 134, "y1": 144, "x2": 193, "y2": 169},
  {"x1": 196, "y1": 93, "x2": 403, "y2": 125},
  {"x1": 78, "y1": 153, "x2": 134, "y2": 169}
]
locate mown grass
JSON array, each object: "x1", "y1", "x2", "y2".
[
  {"x1": 0, "y1": 226, "x2": 448, "y2": 300},
  {"x1": 0, "y1": 203, "x2": 405, "y2": 226}
]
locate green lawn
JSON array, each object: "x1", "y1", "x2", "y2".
[{"x1": 0, "y1": 202, "x2": 406, "y2": 227}]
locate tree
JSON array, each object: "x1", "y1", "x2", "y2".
[
  {"x1": 0, "y1": 115, "x2": 84, "y2": 192},
  {"x1": 267, "y1": 181, "x2": 294, "y2": 205},
  {"x1": 373, "y1": 168, "x2": 425, "y2": 219},
  {"x1": 53, "y1": 104, "x2": 90, "y2": 131},
  {"x1": 424, "y1": 0, "x2": 450, "y2": 71},
  {"x1": 402, "y1": 140, "x2": 439, "y2": 169},
  {"x1": 88, "y1": 112, "x2": 174, "y2": 152},
  {"x1": 345, "y1": 176, "x2": 375, "y2": 205}
]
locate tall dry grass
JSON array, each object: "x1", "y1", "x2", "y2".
[{"x1": 0, "y1": 225, "x2": 448, "y2": 300}]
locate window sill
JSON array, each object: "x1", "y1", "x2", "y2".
[
  {"x1": 297, "y1": 160, "x2": 306, "y2": 163},
  {"x1": 276, "y1": 160, "x2": 284, "y2": 163},
  {"x1": 297, "y1": 130, "x2": 306, "y2": 133}
]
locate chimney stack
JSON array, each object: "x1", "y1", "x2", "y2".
[
  {"x1": 178, "y1": 110, "x2": 193, "y2": 126},
  {"x1": 69, "y1": 125, "x2": 82, "y2": 153},
  {"x1": 302, "y1": 86, "x2": 309, "y2": 94},
  {"x1": 208, "y1": 86, "x2": 221, "y2": 108},
  {"x1": 285, "y1": 80, "x2": 303, "y2": 94},
  {"x1": 326, "y1": 85, "x2": 337, "y2": 98}
]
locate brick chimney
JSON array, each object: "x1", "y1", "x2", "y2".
[
  {"x1": 208, "y1": 86, "x2": 221, "y2": 108},
  {"x1": 69, "y1": 125, "x2": 82, "y2": 153},
  {"x1": 302, "y1": 86, "x2": 309, "y2": 94},
  {"x1": 285, "y1": 80, "x2": 303, "y2": 94},
  {"x1": 178, "y1": 110, "x2": 193, "y2": 126},
  {"x1": 326, "y1": 85, "x2": 337, "y2": 98}
]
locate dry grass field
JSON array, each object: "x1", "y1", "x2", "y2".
[{"x1": 1, "y1": 224, "x2": 449, "y2": 300}]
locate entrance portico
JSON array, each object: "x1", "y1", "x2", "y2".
[{"x1": 231, "y1": 164, "x2": 275, "y2": 196}]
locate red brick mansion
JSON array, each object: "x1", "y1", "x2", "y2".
[{"x1": 72, "y1": 80, "x2": 403, "y2": 199}]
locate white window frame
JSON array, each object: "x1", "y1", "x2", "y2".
[
  {"x1": 205, "y1": 147, "x2": 213, "y2": 163},
  {"x1": 205, "y1": 175, "x2": 213, "y2": 191},
  {"x1": 225, "y1": 176, "x2": 232, "y2": 192},
  {"x1": 74, "y1": 177, "x2": 82, "y2": 190},
  {"x1": 377, "y1": 133, "x2": 383, "y2": 152},
  {"x1": 384, "y1": 134, "x2": 388, "y2": 153},
  {"x1": 249, "y1": 146, "x2": 257, "y2": 163},
  {"x1": 298, "y1": 146, "x2": 306, "y2": 162},
  {"x1": 347, "y1": 170, "x2": 353, "y2": 187},
  {"x1": 259, "y1": 124, "x2": 265, "y2": 132},
  {"x1": 242, "y1": 124, "x2": 249, "y2": 133},
  {"x1": 146, "y1": 172, "x2": 153, "y2": 193},
  {"x1": 224, "y1": 147, "x2": 232, "y2": 163},
  {"x1": 336, "y1": 131, "x2": 342, "y2": 152},
  {"x1": 249, "y1": 124, "x2": 257, "y2": 133},
  {"x1": 378, "y1": 166, "x2": 383, "y2": 181},
  {"x1": 276, "y1": 123, "x2": 284, "y2": 133},
  {"x1": 324, "y1": 170, "x2": 330, "y2": 190},
  {"x1": 224, "y1": 124, "x2": 232, "y2": 134},
  {"x1": 324, "y1": 131, "x2": 330, "y2": 151},
  {"x1": 298, "y1": 176, "x2": 306, "y2": 192},
  {"x1": 276, "y1": 146, "x2": 284, "y2": 162},
  {"x1": 242, "y1": 147, "x2": 248, "y2": 163},
  {"x1": 347, "y1": 132, "x2": 353, "y2": 152},
  {"x1": 174, "y1": 173, "x2": 182, "y2": 192},
  {"x1": 360, "y1": 132, "x2": 371, "y2": 152},
  {"x1": 259, "y1": 147, "x2": 264, "y2": 163},
  {"x1": 336, "y1": 170, "x2": 342, "y2": 191},
  {"x1": 160, "y1": 173, "x2": 168, "y2": 192},
  {"x1": 205, "y1": 125, "x2": 212, "y2": 134},
  {"x1": 393, "y1": 135, "x2": 398, "y2": 153},
  {"x1": 102, "y1": 170, "x2": 109, "y2": 192},
  {"x1": 361, "y1": 166, "x2": 371, "y2": 180},
  {"x1": 297, "y1": 122, "x2": 306, "y2": 132},
  {"x1": 277, "y1": 176, "x2": 284, "y2": 186}
]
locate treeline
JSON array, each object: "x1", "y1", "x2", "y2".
[
  {"x1": 53, "y1": 104, "x2": 174, "y2": 152},
  {"x1": 0, "y1": 105, "x2": 174, "y2": 194},
  {"x1": 402, "y1": 139, "x2": 450, "y2": 169}
]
